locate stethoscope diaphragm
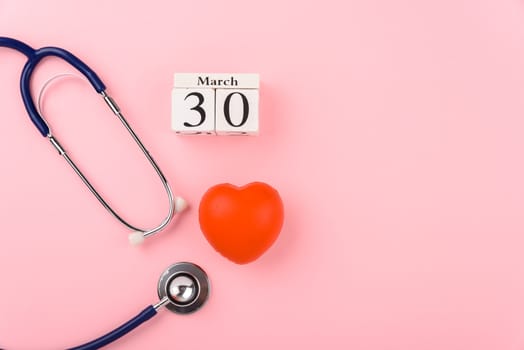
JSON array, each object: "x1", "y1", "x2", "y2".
[{"x1": 157, "y1": 262, "x2": 210, "y2": 314}]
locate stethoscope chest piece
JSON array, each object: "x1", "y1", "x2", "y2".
[{"x1": 158, "y1": 262, "x2": 210, "y2": 314}]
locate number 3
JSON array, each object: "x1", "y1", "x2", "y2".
[{"x1": 183, "y1": 92, "x2": 206, "y2": 127}]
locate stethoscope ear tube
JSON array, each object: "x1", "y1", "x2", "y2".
[
  {"x1": 0, "y1": 36, "x2": 183, "y2": 244},
  {"x1": 68, "y1": 305, "x2": 158, "y2": 350}
]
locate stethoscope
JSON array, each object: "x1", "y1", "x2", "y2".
[{"x1": 0, "y1": 37, "x2": 211, "y2": 349}]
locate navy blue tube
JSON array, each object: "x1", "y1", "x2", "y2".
[
  {"x1": 0, "y1": 37, "x2": 35, "y2": 58},
  {"x1": 0, "y1": 37, "x2": 107, "y2": 136},
  {"x1": 20, "y1": 46, "x2": 106, "y2": 136},
  {"x1": 68, "y1": 305, "x2": 157, "y2": 350}
]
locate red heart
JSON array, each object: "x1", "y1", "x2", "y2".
[{"x1": 198, "y1": 182, "x2": 284, "y2": 264}]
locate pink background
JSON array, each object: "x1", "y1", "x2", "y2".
[{"x1": 1, "y1": 0, "x2": 524, "y2": 349}]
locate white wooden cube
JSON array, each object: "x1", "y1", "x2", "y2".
[
  {"x1": 171, "y1": 88, "x2": 215, "y2": 134},
  {"x1": 172, "y1": 73, "x2": 259, "y2": 135},
  {"x1": 215, "y1": 88, "x2": 259, "y2": 135}
]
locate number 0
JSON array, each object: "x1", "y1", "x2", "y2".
[{"x1": 224, "y1": 92, "x2": 249, "y2": 127}]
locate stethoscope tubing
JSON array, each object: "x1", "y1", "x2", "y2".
[{"x1": 68, "y1": 305, "x2": 158, "y2": 350}]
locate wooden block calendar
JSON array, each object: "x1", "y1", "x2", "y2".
[{"x1": 172, "y1": 73, "x2": 259, "y2": 135}]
